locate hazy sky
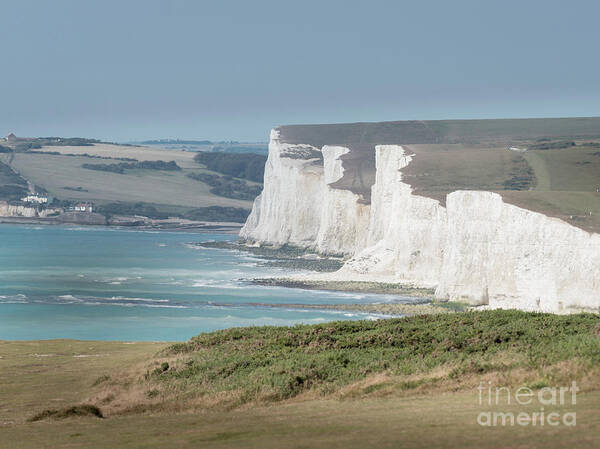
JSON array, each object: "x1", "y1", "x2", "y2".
[{"x1": 1, "y1": 0, "x2": 599, "y2": 141}]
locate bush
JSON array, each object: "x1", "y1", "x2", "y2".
[
  {"x1": 96, "y1": 202, "x2": 170, "y2": 219},
  {"x1": 193, "y1": 152, "x2": 267, "y2": 182},
  {"x1": 28, "y1": 404, "x2": 103, "y2": 421},
  {"x1": 529, "y1": 141, "x2": 576, "y2": 150},
  {"x1": 82, "y1": 160, "x2": 181, "y2": 174},
  {"x1": 0, "y1": 161, "x2": 29, "y2": 200},
  {"x1": 82, "y1": 163, "x2": 125, "y2": 174},
  {"x1": 153, "y1": 310, "x2": 600, "y2": 405},
  {"x1": 186, "y1": 172, "x2": 262, "y2": 200},
  {"x1": 182, "y1": 206, "x2": 250, "y2": 223}
]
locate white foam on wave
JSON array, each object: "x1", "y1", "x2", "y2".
[
  {"x1": 58, "y1": 294, "x2": 78, "y2": 300},
  {"x1": 191, "y1": 280, "x2": 243, "y2": 289},
  {"x1": 109, "y1": 296, "x2": 170, "y2": 303}
]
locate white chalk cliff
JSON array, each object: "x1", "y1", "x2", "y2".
[
  {"x1": 240, "y1": 129, "x2": 600, "y2": 313},
  {"x1": 0, "y1": 201, "x2": 60, "y2": 218}
]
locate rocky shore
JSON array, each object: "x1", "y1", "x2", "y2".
[
  {"x1": 248, "y1": 301, "x2": 466, "y2": 316},
  {"x1": 196, "y1": 241, "x2": 345, "y2": 272},
  {"x1": 250, "y1": 278, "x2": 436, "y2": 297}
]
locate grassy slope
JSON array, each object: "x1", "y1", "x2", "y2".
[
  {"x1": 402, "y1": 143, "x2": 533, "y2": 204},
  {"x1": 514, "y1": 144, "x2": 600, "y2": 232},
  {"x1": 280, "y1": 118, "x2": 600, "y2": 233},
  {"x1": 2, "y1": 311, "x2": 600, "y2": 448},
  {"x1": 403, "y1": 143, "x2": 600, "y2": 232},
  {"x1": 115, "y1": 310, "x2": 600, "y2": 413},
  {"x1": 0, "y1": 144, "x2": 255, "y2": 213}
]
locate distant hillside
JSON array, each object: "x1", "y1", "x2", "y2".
[
  {"x1": 0, "y1": 141, "x2": 264, "y2": 223},
  {"x1": 137, "y1": 139, "x2": 269, "y2": 155}
]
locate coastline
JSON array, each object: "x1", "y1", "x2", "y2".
[
  {"x1": 198, "y1": 240, "x2": 441, "y2": 298},
  {"x1": 0, "y1": 216, "x2": 243, "y2": 233},
  {"x1": 197, "y1": 240, "x2": 345, "y2": 271},
  {"x1": 249, "y1": 277, "x2": 436, "y2": 298},
  {"x1": 248, "y1": 301, "x2": 466, "y2": 316}
]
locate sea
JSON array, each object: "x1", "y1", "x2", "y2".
[{"x1": 0, "y1": 224, "x2": 420, "y2": 341}]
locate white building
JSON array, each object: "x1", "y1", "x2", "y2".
[
  {"x1": 21, "y1": 194, "x2": 48, "y2": 204},
  {"x1": 67, "y1": 202, "x2": 93, "y2": 213}
]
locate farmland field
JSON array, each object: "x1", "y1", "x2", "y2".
[{"x1": 0, "y1": 144, "x2": 256, "y2": 213}]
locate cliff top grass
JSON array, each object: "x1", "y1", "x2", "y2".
[
  {"x1": 90, "y1": 310, "x2": 600, "y2": 415},
  {"x1": 278, "y1": 118, "x2": 600, "y2": 232},
  {"x1": 277, "y1": 117, "x2": 600, "y2": 148}
]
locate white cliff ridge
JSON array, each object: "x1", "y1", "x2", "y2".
[
  {"x1": 240, "y1": 129, "x2": 600, "y2": 313},
  {"x1": 0, "y1": 201, "x2": 60, "y2": 218},
  {"x1": 241, "y1": 130, "x2": 369, "y2": 256}
]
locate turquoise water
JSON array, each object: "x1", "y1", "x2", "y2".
[{"x1": 0, "y1": 225, "x2": 415, "y2": 341}]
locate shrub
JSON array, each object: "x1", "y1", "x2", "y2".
[
  {"x1": 186, "y1": 172, "x2": 262, "y2": 200},
  {"x1": 82, "y1": 160, "x2": 181, "y2": 174},
  {"x1": 28, "y1": 405, "x2": 103, "y2": 421},
  {"x1": 193, "y1": 152, "x2": 267, "y2": 182},
  {"x1": 182, "y1": 206, "x2": 250, "y2": 223}
]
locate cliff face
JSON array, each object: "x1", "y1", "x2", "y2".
[
  {"x1": 240, "y1": 130, "x2": 369, "y2": 256},
  {"x1": 0, "y1": 202, "x2": 61, "y2": 218},
  {"x1": 437, "y1": 191, "x2": 600, "y2": 312},
  {"x1": 241, "y1": 126, "x2": 600, "y2": 314}
]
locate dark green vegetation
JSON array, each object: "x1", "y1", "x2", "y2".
[
  {"x1": 194, "y1": 152, "x2": 267, "y2": 182},
  {"x1": 0, "y1": 160, "x2": 29, "y2": 201},
  {"x1": 95, "y1": 202, "x2": 250, "y2": 222},
  {"x1": 82, "y1": 160, "x2": 181, "y2": 174},
  {"x1": 181, "y1": 206, "x2": 250, "y2": 223},
  {"x1": 96, "y1": 202, "x2": 171, "y2": 219},
  {"x1": 186, "y1": 172, "x2": 262, "y2": 200},
  {"x1": 2, "y1": 137, "x2": 100, "y2": 152},
  {"x1": 63, "y1": 186, "x2": 88, "y2": 192},
  {"x1": 529, "y1": 140, "x2": 576, "y2": 150},
  {"x1": 99, "y1": 310, "x2": 600, "y2": 413},
  {"x1": 29, "y1": 405, "x2": 103, "y2": 422},
  {"x1": 279, "y1": 118, "x2": 600, "y2": 232}
]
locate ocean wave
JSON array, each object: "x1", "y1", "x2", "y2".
[
  {"x1": 58, "y1": 294, "x2": 78, "y2": 300},
  {"x1": 191, "y1": 280, "x2": 243, "y2": 289},
  {"x1": 83, "y1": 302, "x2": 188, "y2": 309},
  {"x1": 0, "y1": 293, "x2": 176, "y2": 308},
  {"x1": 109, "y1": 296, "x2": 170, "y2": 303}
]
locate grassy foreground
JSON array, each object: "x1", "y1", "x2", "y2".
[{"x1": 2, "y1": 310, "x2": 600, "y2": 448}]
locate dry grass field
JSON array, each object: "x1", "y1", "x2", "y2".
[{"x1": 35, "y1": 143, "x2": 198, "y2": 166}]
